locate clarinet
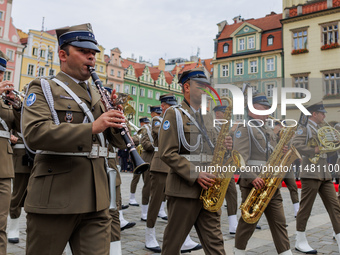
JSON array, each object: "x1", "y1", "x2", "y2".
[{"x1": 88, "y1": 66, "x2": 149, "y2": 174}]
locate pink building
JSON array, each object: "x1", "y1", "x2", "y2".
[
  {"x1": 105, "y1": 47, "x2": 124, "y2": 93},
  {"x1": 0, "y1": 0, "x2": 24, "y2": 88}
]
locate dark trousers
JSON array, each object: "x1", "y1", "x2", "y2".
[
  {"x1": 283, "y1": 170, "x2": 299, "y2": 204},
  {"x1": 26, "y1": 209, "x2": 111, "y2": 255},
  {"x1": 0, "y1": 178, "x2": 11, "y2": 255},
  {"x1": 10, "y1": 173, "x2": 30, "y2": 218},
  {"x1": 297, "y1": 178, "x2": 340, "y2": 233},
  {"x1": 162, "y1": 196, "x2": 225, "y2": 255},
  {"x1": 235, "y1": 187, "x2": 290, "y2": 253},
  {"x1": 224, "y1": 178, "x2": 237, "y2": 216},
  {"x1": 147, "y1": 172, "x2": 167, "y2": 228}
]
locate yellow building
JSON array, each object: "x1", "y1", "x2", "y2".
[
  {"x1": 282, "y1": 0, "x2": 340, "y2": 121},
  {"x1": 18, "y1": 29, "x2": 60, "y2": 91},
  {"x1": 93, "y1": 44, "x2": 107, "y2": 85}
]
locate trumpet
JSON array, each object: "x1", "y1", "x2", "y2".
[{"x1": 1, "y1": 89, "x2": 24, "y2": 109}]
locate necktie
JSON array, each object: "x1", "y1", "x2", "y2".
[{"x1": 79, "y1": 82, "x2": 92, "y2": 99}]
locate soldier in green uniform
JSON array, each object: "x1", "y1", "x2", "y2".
[
  {"x1": 145, "y1": 97, "x2": 201, "y2": 253},
  {"x1": 128, "y1": 117, "x2": 150, "y2": 207},
  {"x1": 159, "y1": 68, "x2": 233, "y2": 255},
  {"x1": 7, "y1": 130, "x2": 32, "y2": 244},
  {"x1": 22, "y1": 23, "x2": 126, "y2": 255},
  {"x1": 0, "y1": 51, "x2": 20, "y2": 255},
  {"x1": 292, "y1": 102, "x2": 340, "y2": 253},
  {"x1": 233, "y1": 93, "x2": 291, "y2": 255},
  {"x1": 273, "y1": 120, "x2": 300, "y2": 217},
  {"x1": 213, "y1": 105, "x2": 239, "y2": 235}
]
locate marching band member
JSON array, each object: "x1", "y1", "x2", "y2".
[
  {"x1": 233, "y1": 93, "x2": 291, "y2": 255},
  {"x1": 292, "y1": 101, "x2": 340, "y2": 254}
]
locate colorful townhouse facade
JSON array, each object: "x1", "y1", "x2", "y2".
[
  {"x1": 121, "y1": 58, "x2": 183, "y2": 126},
  {"x1": 282, "y1": 0, "x2": 340, "y2": 121},
  {"x1": 0, "y1": 0, "x2": 24, "y2": 88},
  {"x1": 212, "y1": 12, "x2": 284, "y2": 118},
  {"x1": 94, "y1": 44, "x2": 107, "y2": 85},
  {"x1": 18, "y1": 29, "x2": 60, "y2": 90},
  {"x1": 104, "y1": 47, "x2": 124, "y2": 92}
]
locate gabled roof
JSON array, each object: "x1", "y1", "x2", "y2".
[
  {"x1": 149, "y1": 67, "x2": 161, "y2": 81},
  {"x1": 202, "y1": 58, "x2": 213, "y2": 75},
  {"x1": 218, "y1": 13, "x2": 282, "y2": 40},
  {"x1": 121, "y1": 58, "x2": 145, "y2": 70}
]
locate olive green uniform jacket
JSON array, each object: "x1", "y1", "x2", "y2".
[{"x1": 22, "y1": 72, "x2": 125, "y2": 214}]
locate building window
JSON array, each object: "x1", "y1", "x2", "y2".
[
  {"x1": 148, "y1": 90, "x2": 153, "y2": 98},
  {"x1": 324, "y1": 71, "x2": 340, "y2": 97},
  {"x1": 235, "y1": 114, "x2": 244, "y2": 121},
  {"x1": 124, "y1": 85, "x2": 129, "y2": 93},
  {"x1": 322, "y1": 23, "x2": 338, "y2": 45},
  {"x1": 117, "y1": 71, "x2": 121, "y2": 77},
  {"x1": 32, "y1": 47, "x2": 38, "y2": 56},
  {"x1": 144, "y1": 74, "x2": 149, "y2": 82},
  {"x1": 293, "y1": 76, "x2": 308, "y2": 98},
  {"x1": 3, "y1": 71, "x2": 11, "y2": 81},
  {"x1": 248, "y1": 37, "x2": 255, "y2": 49},
  {"x1": 6, "y1": 50, "x2": 14, "y2": 61},
  {"x1": 236, "y1": 62, "x2": 243, "y2": 75},
  {"x1": 139, "y1": 103, "x2": 144, "y2": 112},
  {"x1": 0, "y1": 27, "x2": 2, "y2": 36},
  {"x1": 140, "y1": 88, "x2": 145, "y2": 97},
  {"x1": 147, "y1": 105, "x2": 151, "y2": 113},
  {"x1": 223, "y1": 43, "x2": 229, "y2": 53},
  {"x1": 267, "y1": 35, "x2": 274, "y2": 46},
  {"x1": 38, "y1": 67, "x2": 45, "y2": 77},
  {"x1": 27, "y1": 64, "x2": 34, "y2": 76},
  {"x1": 239, "y1": 38, "x2": 245, "y2": 50},
  {"x1": 221, "y1": 89, "x2": 229, "y2": 97},
  {"x1": 100, "y1": 66, "x2": 103, "y2": 73},
  {"x1": 222, "y1": 65, "x2": 229, "y2": 77},
  {"x1": 49, "y1": 69, "x2": 55, "y2": 76},
  {"x1": 177, "y1": 97, "x2": 181, "y2": 104},
  {"x1": 130, "y1": 101, "x2": 136, "y2": 109},
  {"x1": 40, "y1": 49, "x2": 46, "y2": 58},
  {"x1": 131, "y1": 86, "x2": 137, "y2": 95},
  {"x1": 110, "y1": 69, "x2": 114, "y2": 76},
  {"x1": 266, "y1": 58, "x2": 274, "y2": 72},
  {"x1": 293, "y1": 29, "x2": 308, "y2": 50},
  {"x1": 116, "y1": 84, "x2": 120, "y2": 92},
  {"x1": 0, "y1": 11, "x2": 3, "y2": 20},
  {"x1": 250, "y1": 60, "x2": 257, "y2": 73},
  {"x1": 155, "y1": 92, "x2": 160, "y2": 100},
  {"x1": 266, "y1": 84, "x2": 274, "y2": 97}
]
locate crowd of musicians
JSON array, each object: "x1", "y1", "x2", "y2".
[{"x1": 1, "y1": 22, "x2": 340, "y2": 255}]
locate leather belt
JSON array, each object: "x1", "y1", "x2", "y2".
[
  {"x1": 37, "y1": 144, "x2": 114, "y2": 158},
  {"x1": 0, "y1": 130, "x2": 10, "y2": 139},
  {"x1": 13, "y1": 144, "x2": 25, "y2": 149},
  {"x1": 248, "y1": 160, "x2": 266, "y2": 166},
  {"x1": 181, "y1": 154, "x2": 213, "y2": 163}
]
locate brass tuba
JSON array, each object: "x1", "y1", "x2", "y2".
[
  {"x1": 240, "y1": 124, "x2": 301, "y2": 224},
  {"x1": 308, "y1": 121, "x2": 340, "y2": 164},
  {"x1": 200, "y1": 97, "x2": 245, "y2": 212}
]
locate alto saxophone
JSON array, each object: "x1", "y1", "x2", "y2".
[
  {"x1": 240, "y1": 124, "x2": 301, "y2": 224},
  {"x1": 200, "y1": 97, "x2": 245, "y2": 212}
]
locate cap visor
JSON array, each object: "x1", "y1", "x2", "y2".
[
  {"x1": 70, "y1": 41, "x2": 100, "y2": 52},
  {"x1": 191, "y1": 77, "x2": 210, "y2": 85},
  {"x1": 0, "y1": 66, "x2": 6, "y2": 72}
]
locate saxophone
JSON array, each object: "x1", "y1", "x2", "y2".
[
  {"x1": 240, "y1": 124, "x2": 301, "y2": 224},
  {"x1": 200, "y1": 97, "x2": 245, "y2": 212}
]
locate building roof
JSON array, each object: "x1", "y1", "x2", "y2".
[
  {"x1": 218, "y1": 12, "x2": 282, "y2": 40},
  {"x1": 202, "y1": 58, "x2": 213, "y2": 75}
]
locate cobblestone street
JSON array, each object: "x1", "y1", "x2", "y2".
[{"x1": 7, "y1": 172, "x2": 339, "y2": 254}]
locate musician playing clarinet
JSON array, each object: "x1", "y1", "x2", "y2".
[{"x1": 22, "y1": 23, "x2": 125, "y2": 255}]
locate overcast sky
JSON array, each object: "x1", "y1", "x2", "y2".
[{"x1": 11, "y1": 0, "x2": 282, "y2": 65}]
